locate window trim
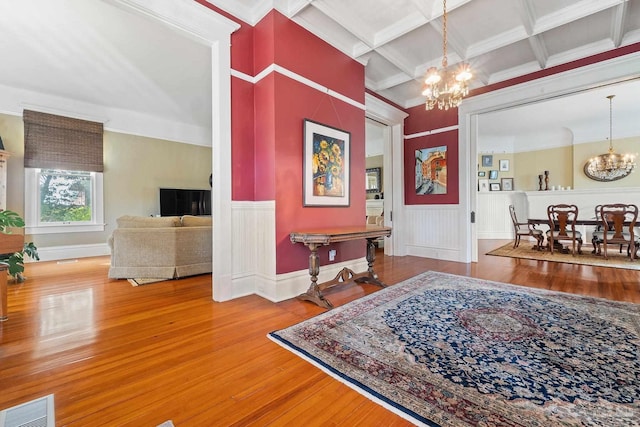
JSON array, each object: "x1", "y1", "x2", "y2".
[{"x1": 25, "y1": 168, "x2": 105, "y2": 234}]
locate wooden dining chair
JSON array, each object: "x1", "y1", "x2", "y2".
[
  {"x1": 600, "y1": 204, "x2": 639, "y2": 260},
  {"x1": 508, "y1": 205, "x2": 543, "y2": 249},
  {"x1": 547, "y1": 204, "x2": 582, "y2": 255},
  {"x1": 592, "y1": 204, "x2": 625, "y2": 255}
]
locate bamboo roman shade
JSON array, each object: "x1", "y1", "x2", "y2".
[{"x1": 23, "y1": 110, "x2": 104, "y2": 172}]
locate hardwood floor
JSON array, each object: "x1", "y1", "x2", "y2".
[{"x1": 1, "y1": 240, "x2": 639, "y2": 426}]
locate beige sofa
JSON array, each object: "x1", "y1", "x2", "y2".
[{"x1": 108, "y1": 215, "x2": 212, "y2": 279}]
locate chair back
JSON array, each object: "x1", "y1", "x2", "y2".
[
  {"x1": 547, "y1": 204, "x2": 579, "y2": 237},
  {"x1": 508, "y1": 204, "x2": 521, "y2": 232},
  {"x1": 600, "y1": 204, "x2": 638, "y2": 242},
  {"x1": 594, "y1": 205, "x2": 603, "y2": 230}
]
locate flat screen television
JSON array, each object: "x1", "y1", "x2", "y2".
[{"x1": 160, "y1": 188, "x2": 211, "y2": 216}]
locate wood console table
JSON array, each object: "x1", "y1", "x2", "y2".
[{"x1": 290, "y1": 225, "x2": 392, "y2": 309}]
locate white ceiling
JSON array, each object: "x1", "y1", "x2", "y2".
[{"x1": 0, "y1": 0, "x2": 638, "y2": 151}]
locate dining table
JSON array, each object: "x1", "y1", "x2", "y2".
[{"x1": 527, "y1": 218, "x2": 636, "y2": 254}]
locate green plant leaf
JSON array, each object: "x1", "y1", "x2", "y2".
[{"x1": 0, "y1": 210, "x2": 25, "y2": 233}]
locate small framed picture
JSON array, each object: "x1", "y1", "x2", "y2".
[
  {"x1": 499, "y1": 159, "x2": 509, "y2": 171},
  {"x1": 490, "y1": 182, "x2": 501, "y2": 191},
  {"x1": 501, "y1": 177, "x2": 514, "y2": 191},
  {"x1": 478, "y1": 171, "x2": 486, "y2": 177},
  {"x1": 481, "y1": 155, "x2": 493, "y2": 167},
  {"x1": 489, "y1": 170, "x2": 498, "y2": 180},
  {"x1": 478, "y1": 179, "x2": 489, "y2": 192}
]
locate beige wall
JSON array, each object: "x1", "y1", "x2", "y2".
[
  {"x1": 0, "y1": 112, "x2": 212, "y2": 250},
  {"x1": 513, "y1": 146, "x2": 573, "y2": 191},
  {"x1": 572, "y1": 136, "x2": 639, "y2": 189},
  {"x1": 480, "y1": 136, "x2": 639, "y2": 192},
  {"x1": 478, "y1": 153, "x2": 515, "y2": 189}
]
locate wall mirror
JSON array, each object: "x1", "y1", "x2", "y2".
[{"x1": 366, "y1": 167, "x2": 381, "y2": 193}]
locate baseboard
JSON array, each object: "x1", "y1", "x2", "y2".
[
  {"x1": 29, "y1": 243, "x2": 110, "y2": 262},
  {"x1": 253, "y1": 257, "x2": 369, "y2": 303}
]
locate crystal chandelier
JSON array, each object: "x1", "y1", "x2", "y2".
[
  {"x1": 583, "y1": 95, "x2": 636, "y2": 182},
  {"x1": 421, "y1": 0, "x2": 472, "y2": 110}
]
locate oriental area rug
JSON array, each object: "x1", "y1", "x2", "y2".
[
  {"x1": 268, "y1": 271, "x2": 640, "y2": 427},
  {"x1": 487, "y1": 242, "x2": 640, "y2": 271}
]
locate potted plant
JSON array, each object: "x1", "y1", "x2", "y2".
[{"x1": 0, "y1": 209, "x2": 39, "y2": 281}]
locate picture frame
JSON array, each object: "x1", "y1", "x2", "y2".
[
  {"x1": 415, "y1": 145, "x2": 448, "y2": 195},
  {"x1": 489, "y1": 170, "x2": 498, "y2": 180},
  {"x1": 478, "y1": 179, "x2": 489, "y2": 192},
  {"x1": 366, "y1": 167, "x2": 382, "y2": 193},
  {"x1": 501, "y1": 177, "x2": 514, "y2": 191},
  {"x1": 490, "y1": 182, "x2": 501, "y2": 191},
  {"x1": 499, "y1": 159, "x2": 510, "y2": 171},
  {"x1": 405, "y1": 132, "x2": 459, "y2": 206},
  {"x1": 481, "y1": 155, "x2": 493, "y2": 167},
  {"x1": 477, "y1": 171, "x2": 486, "y2": 177},
  {"x1": 303, "y1": 119, "x2": 350, "y2": 206}
]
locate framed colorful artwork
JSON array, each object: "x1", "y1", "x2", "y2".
[
  {"x1": 404, "y1": 131, "x2": 459, "y2": 205},
  {"x1": 303, "y1": 119, "x2": 350, "y2": 206},
  {"x1": 415, "y1": 145, "x2": 448, "y2": 195}
]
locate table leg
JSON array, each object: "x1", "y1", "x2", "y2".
[
  {"x1": 297, "y1": 243, "x2": 333, "y2": 309},
  {"x1": 354, "y1": 238, "x2": 386, "y2": 288}
]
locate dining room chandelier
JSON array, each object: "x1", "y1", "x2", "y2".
[
  {"x1": 583, "y1": 95, "x2": 636, "y2": 182},
  {"x1": 421, "y1": 0, "x2": 472, "y2": 111}
]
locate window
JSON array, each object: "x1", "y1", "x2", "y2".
[
  {"x1": 25, "y1": 168, "x2": 104, "y2": 234},
  {"x1": 22, "y1": 110, "x2": 105, "y2": 235}
]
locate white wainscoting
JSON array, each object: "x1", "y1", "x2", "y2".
[
  {"x1": 230, "y1": 200, "x2": 368, "y2": 303},
  {"x1": 477, "y1": 192, "x2": 527, "y2": 239},
  {"x1": 404, "y1": 205, "x2": 465, "y2": 261},
  {"x1": 474, "y1": 188, "x2": 640, "y2": 242},
  {"x1": 230, "y1": 200, "x2": 276, "y2": 299}
]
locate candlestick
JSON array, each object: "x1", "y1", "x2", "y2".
[{"x1": 544, "y1": 171, "x2": 549, "y2": 191}]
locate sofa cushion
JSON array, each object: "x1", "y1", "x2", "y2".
[
  {"x1": 116, "y1": 215, "x2": 181, "y2": 228},
  {"x1": 181, "y1": 215, "x2": 212, "y2": 227}
]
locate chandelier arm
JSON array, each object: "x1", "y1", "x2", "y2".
[{"x1": 442, "y1": 0, "x2": 447, "y2": 68}]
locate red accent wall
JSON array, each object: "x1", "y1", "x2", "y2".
[
  {"x1": 231, "y1": 78, "x2": 256, "y2": 200},
  {"x1": 273, "y1": 74, "x2": 366, "y2": 273},
  {"x1": 251, "y1": 10, "x2": 366, "y2": 274},
  {"x1": 271, "y1": 12, "x2": 365, "y2": 105},
  {"x1": 404, "y1": 131, "x2": 459, "y2": 205},
  {"x1": 253, "y1": 73, "x2": 277, "y2": 200}
]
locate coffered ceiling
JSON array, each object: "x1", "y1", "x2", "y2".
[
  {"x1": 211, "y1": 0, "x2": 640, "y2": 152},
  {"x1": 210, "y1": 0, "x2": 640, "y2": 109},
  {"x1": 0, "y1": 0, "x2": 638, "y2": 150}
]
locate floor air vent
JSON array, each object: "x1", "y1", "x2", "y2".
[{"x1": 0, "y1": 395, "x2": 54, "y2": 427}]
